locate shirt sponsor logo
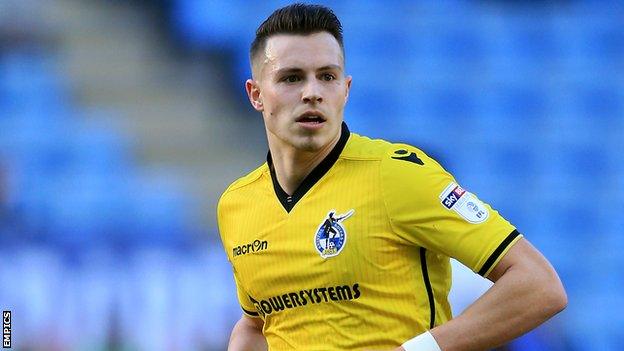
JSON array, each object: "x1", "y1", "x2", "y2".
[
  {"x1": 233, "y1": 239, "x2": 268, "y2": 257},
  {"x1": 439, "y1": 182, "x2": 489, "y2": 224},
  {"x1": 314, "y1": 209, "x2": 354, "y2": 258},
  {"x1": 249, "y1": 283, "x2": 361, "y2": 317}
]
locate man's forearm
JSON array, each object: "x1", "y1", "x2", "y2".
[
  {"x1": 228, "y1": 317, "x2": 268, "y2": 351},
  {"x1": 429, "y1": 260, "x2": 567, "y2": 351}
]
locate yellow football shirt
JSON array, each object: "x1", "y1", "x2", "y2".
[{"x1": 217, "y1": 123, "x2": 521, "y2": 350}]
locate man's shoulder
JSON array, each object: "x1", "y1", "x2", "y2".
[
  {"x1": 344, "y1": 132, "x2": 430, "y2": 165},
  {"x1": 342, "y1": 132, "x2": 403, "y2": 160},
  {"x1": 346, "y1": 132, "x2": 449, "y2": 186},
  {"x1": 219, "y1": 163, "x2": 268, "y2": 201}
]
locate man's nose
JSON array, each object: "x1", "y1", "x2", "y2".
[{"x1": 302, "y1": 79, "x2": 323, "y2": 104}]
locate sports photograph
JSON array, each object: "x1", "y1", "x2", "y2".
[{"x1": 0, "y1": 1, "x2": 622, "y2": 350}]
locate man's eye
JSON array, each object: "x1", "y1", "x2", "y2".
[
  {"x1": 283, "y1": 75, "x2": 300, "y2": 83},
  {"x1": 322, "y1": 73, "x2": 336, "y2": 81}
]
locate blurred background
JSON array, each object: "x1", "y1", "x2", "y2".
[{"x1": 0, "y1": 0, "x2": 622, "y2": 350}]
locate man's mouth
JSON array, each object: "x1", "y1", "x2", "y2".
[{"x1": 296, "y1": 111, "x2": 326, "y2": 124}]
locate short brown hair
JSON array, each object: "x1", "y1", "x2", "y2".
[{"x1": 250, "y1": 3, "x2": 344, "y2": 64}]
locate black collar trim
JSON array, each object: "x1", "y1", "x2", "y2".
[{"x1": 268, "y1": 122, "x2": 350, "y2": 213}]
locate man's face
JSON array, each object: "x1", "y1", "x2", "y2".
[{"x1": 246, "y1": 32, "x2": 352, "y2": 152}]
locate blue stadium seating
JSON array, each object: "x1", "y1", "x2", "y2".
[
  {"x1": 0, "y1": 49, "x2": 195, "y2": 252},
  {"x1": 167, "y1": 1, "x2": 624, "y2": 347}
]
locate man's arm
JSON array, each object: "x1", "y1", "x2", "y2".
[
  {"x1": 424, "y1": 238, "x2": 567, "y2": 351},
  {"x1": 228, "y1": 314, "x2": 268, "y2": 351}
]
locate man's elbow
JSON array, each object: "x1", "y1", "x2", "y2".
[
  {"x1": 539, "y1": 272, "x2": 568, "y2": 317},
  {"x1": 545, "y1": 284, "x2": 567, "y2": 316}
]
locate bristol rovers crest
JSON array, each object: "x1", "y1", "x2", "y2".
[{"x1": 314, "y1": 209, "x2": 354, "y2": 259}]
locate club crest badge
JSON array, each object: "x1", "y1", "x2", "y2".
[{"x1": 314, "y1": 209, "x2": 354, "y2": 259}]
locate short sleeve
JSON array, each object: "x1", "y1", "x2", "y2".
[
  {"x1": 217, "y1": 193, "x2": 262, "y2": 319},
  {"x1": 380, "y1": 145, "x2": 522, "y2": 277},
  {"x1": 233, "y1": 270, "x2": 262, "y2": 318}
]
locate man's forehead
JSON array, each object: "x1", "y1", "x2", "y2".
[{"x1": 260, "y1": 32, "x2": 344, "y2": 75}]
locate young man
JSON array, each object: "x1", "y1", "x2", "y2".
[{"x1": 217, "y1": 4, "x2": 567, "y2": 350}]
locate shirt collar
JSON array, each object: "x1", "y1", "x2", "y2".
[{"x1": 267, "y1": 122, "x2": 350, "y2": 213}]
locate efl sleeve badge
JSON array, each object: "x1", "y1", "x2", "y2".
[{"x1": 439, "y1": 182, "x2": 489, "y2": 224}]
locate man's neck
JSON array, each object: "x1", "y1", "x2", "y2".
[{"x1": 268, "y1": 132, "x2": 341, "y2": 196}]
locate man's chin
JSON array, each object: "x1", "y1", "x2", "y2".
[
  {"x1": 283, "y1": 123, "x2": 340, "y2": 152},
  {"x1": 293, "y1": 138, "x2": 324, "y2": 152}
]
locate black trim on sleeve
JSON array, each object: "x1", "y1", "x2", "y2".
[
  {"x1": 241, "y1": 306, "x2": 259, "y2": 317},
  {"x1": 420, "y1": 247, "x2": 436, "y2": 329},
  {"x1": 478, "y1": 229, "x2": 521, "y2": 277},
  {"x1": 267, "y1": 122, "x2": 351, "y2": 213}
]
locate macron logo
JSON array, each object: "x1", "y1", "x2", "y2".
[{"x1": 233, "y1": 239, "x2": 268, "y2": 257}]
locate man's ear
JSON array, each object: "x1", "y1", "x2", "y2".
[
  {"x1": 246, "y1": 79, "x2": 264, "y2": 111},
  {"x1": 344, "y1": 75, "x2": 352, "y2": 104}
]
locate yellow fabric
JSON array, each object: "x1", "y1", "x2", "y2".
[{"x1": 217, "y1": 132, "x2": 521, "y2": 350}]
